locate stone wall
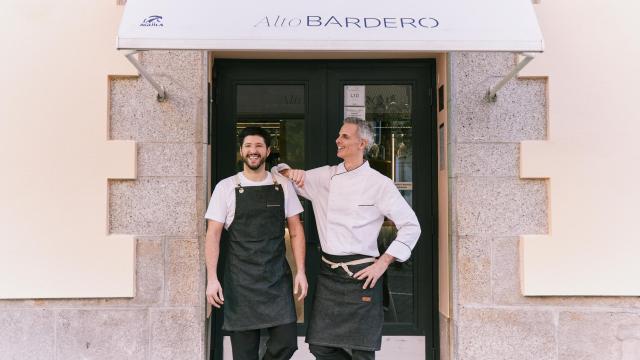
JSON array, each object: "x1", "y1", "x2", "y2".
[
  {"x1": 0, "y1": 50, "x2": 209, "y2": 360},
  {"x1": 448, "y1": 52, "x2": 640, "y2": 360}
]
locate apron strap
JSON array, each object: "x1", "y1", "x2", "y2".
[
  {"x1": 235, "y1": 173, "x2": 279, "y2": 192},
  {"x1": 321, "y1": 256, "x2": 376, "y2": 277},
  {"x1": 272, "y1": 173, "x2": 281, "y2": 190},
  {"x1": 234, "y1": 175, "x2": 244, "y2": 193}
]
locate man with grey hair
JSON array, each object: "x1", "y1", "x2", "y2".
[{"x1": 275, "y1": 117, "x2": 421, "y2": 359}]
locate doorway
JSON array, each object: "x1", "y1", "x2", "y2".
[{"x1": 211, "y1": 60, "x2": 438, "y2": 359}]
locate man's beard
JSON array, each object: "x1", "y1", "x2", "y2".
[{"x1": 243, "y1": 154, "x2": 266, "y2": 170}]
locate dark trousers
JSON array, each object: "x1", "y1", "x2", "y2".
[
  {"x1": 309, "y1": 344, "x2": 375, "y2": 360},
  {"x1": 230, "y1": 322, "x2": 298, "y2": 360}
]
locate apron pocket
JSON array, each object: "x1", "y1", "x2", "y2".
[{"x1": 342, "y1": 283, "x2": 382, "y2": 305}]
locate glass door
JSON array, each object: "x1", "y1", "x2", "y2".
[
  {"x1": 212, "y1": 60, "x2": 437, "y2": 360},
  {"x1": 327, "y1": 63, "x2": 435, "y2": 339}
]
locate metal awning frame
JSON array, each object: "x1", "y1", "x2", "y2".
[
  {"x1": 125, "y1": 50, "x2": 537, "y2": 103},
  {"x1": 487, "y1": 52, "x2": 536, "y2": 102},
  {"x1": 125, "y1": 50, "x2": 167, "y2": 102}
]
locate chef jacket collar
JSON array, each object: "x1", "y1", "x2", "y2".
[{"x1": 335, "y1": 160, "x2": 370, "y2": 177}]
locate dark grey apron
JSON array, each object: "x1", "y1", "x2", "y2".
[
  {"x1": 222, "y1": 175, "x2": 296, "y2": 331},
  {"x1": 306, "y1": 252, "x2": 384, "y2": 351}
]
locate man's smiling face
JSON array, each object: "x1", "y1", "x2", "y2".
[
  {"x1": 336, "y1": 123, "x2": 365, "y2": 161},
  {"x1": 240, "y1": 135, "x2": 270, "y2": 170}
]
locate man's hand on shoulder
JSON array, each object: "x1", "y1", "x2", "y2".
[{"x1": 280, "y1": 169, "x2": 305, "y2": 188}]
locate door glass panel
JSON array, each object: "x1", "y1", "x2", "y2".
[
  {"x1": 237, "y1": 85, "x2": 305, "y2": 116},
  {"x1": 236, "y1": 84, "x2": 306, "y2": 323},
  {"x1": 345, "y1": 84, "x2": 414, "y2": 324}
]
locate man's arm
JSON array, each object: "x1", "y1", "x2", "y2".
[
  {"x1": 205, "y1": 219, "x2": 225, "y2": 308},
  {"x1": 272, "y1": 164, "x2": 332, "y2": 201},
  {"x1": 379, "y1": 179, "x2": 421, "y2": 263},
  {"x1": 354, "y1": 178, "x2": 421, "y2": 288},
  {"x1": 287, "y1": 214, "x2": 308, "y2": 301}
]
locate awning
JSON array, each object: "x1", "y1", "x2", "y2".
[{"x1": 117, "y1": 0, "x2": 543, "y2": 52}]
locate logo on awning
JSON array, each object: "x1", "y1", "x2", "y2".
[
  {"x1": 140, "y1": 15, "x2": 164, "y2": 27},
  {"x1": 254, "y1": 16, "x2": 439, "y2": 29}
]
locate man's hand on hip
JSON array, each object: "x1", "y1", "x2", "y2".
[{"x1": 353, "y1": 254, "x2": 396, "y2": 289}]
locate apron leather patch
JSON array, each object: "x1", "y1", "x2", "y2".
[{"x1": 361, "y1": 296, "x2": 372, "y2": 302}]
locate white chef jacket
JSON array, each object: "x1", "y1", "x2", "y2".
[{"x1": 274, "y1": 161, "x2": 420, "y2": 262}]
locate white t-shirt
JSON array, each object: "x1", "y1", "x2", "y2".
[{"x1": 205, "y1": 172, "x2": 303, "y2": 229}]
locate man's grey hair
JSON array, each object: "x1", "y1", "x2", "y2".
[{"x1": 343, "y1": 117, "x2": 374, "y2": 152}]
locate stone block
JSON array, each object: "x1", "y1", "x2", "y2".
[
  {"x1": 458, "y1": 307, "x2": 556, "y2": 360},
  {"x1": 166, "y1": 238, "x2": 202, "y2": 306},
  {"x1": 451, "y1": 52, "x2": 546, "y2": 143},
  {"x1": 140, "y1": 51, "x2": 204, "y2": 96},
  {"x1": 455, "y1": 177, "x2": 547, "y2": 236},
  {"x1": 457, "y1": 236, "x2": 491, "y2": 305},
  {"x1": 109, "y1": 74, "x2": 200, "y2": 143},
  {"x1": 452, "y1": 52, "x2": 515, "y2": 81},
  {"x1": 0, "y1": 309, "x2": 54, "y2": 360},
  {"x1": 109, "y1": 177, "x2": 198, "y2": 236},
  {"x1": 150, "y1": 307, "x2": 202, "y2": 360},
  {"x1": 196, "y1": 175, "x2": 207, "y2": 237},
  {"x1": 138, "y1": 143, "x2": 199, "y2": 177},
  {"x1": 56, "y1": 309, "x2": 148, "y2": 360},
  {"x1": 559, "y1": 311, "x2": 640, "y2": 360},
  {"x1": 454, "y1": 143, "x2": 519, "y2": 177}
]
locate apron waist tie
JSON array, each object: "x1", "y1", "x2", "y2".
[{"x1": 321, "y1": 256, "x2": 376, "y2": 277}]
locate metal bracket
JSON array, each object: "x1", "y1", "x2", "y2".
[
  {"x1": 125, "y1": 51, "x2": 167, "y2": 102},
  {"x1": 486, "y1": 52, "x2": 536, "y2": 102}
]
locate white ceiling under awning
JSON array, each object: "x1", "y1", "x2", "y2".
[{"x1": 117, "y1": 0, "x2": 543, "y2": 52}]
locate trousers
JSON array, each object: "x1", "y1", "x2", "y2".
[{"x1": 229, "y1": 322, "x2": 298, "y2": 360}]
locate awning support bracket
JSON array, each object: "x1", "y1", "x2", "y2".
[
  {"x1": 486, "y1": 52, "x2": 536, "y2": 102},
  {"x1": 125, "y1": 51, "x2": 167, "y2": 102}
]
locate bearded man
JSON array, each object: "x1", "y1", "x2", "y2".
[{"x1": 205, "y1": 126, "x2": 308, "y2": 360}]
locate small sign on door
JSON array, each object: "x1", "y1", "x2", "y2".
[
  {"x1": 344, "y1": 106, "x2": 366, "y2": 121},
  {"x1": 344, "y1": 85, "x2": 365, "y2": 107}
]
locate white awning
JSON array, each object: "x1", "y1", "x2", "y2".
[{"x1": 117, "y1": 0, "x2": 544, "y2": 52}]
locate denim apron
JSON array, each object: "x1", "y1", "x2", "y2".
[
  {"x1": 222, "y1": 175, "x2": 296, "y2": 331},
  {"x1": 306, "y1": 252, "x2": 384, "y2": 351}
]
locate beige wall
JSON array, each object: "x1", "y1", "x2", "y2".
[
  {"x1": 519, "y1": 1, "x2": 640, "y2": 295},
  {"x1": 0, "y1": 1, "x2": 138, "y2": 298}
]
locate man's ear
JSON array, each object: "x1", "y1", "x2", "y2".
[{"x1": 266, "y1": 146, "x2": 271, "y2": 157}]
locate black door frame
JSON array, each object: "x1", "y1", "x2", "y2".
[{"x1": 210, "y1": 59, "x2": 439, "y2": 359}]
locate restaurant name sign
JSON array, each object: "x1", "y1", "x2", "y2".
[{"x1": 254, "y1": 15, "x2": 439, "y2": 29}]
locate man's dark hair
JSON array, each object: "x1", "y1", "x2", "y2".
[{"x1": 238, "y1": 126, "x2": 271, "y2": 148}]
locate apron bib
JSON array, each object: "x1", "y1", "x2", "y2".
[
  {"x1": 306, "y1": 252, "x2": 384, "y2": 351},
  {"x1": 222, "y1": 175, "x2": 296, "y2": 331}
]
